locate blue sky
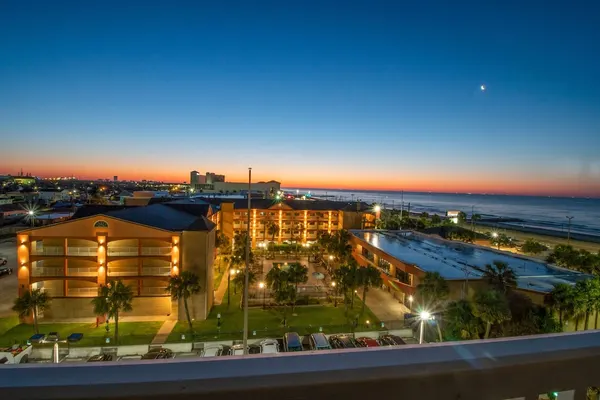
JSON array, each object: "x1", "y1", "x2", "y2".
[{"x1": 1, "y1": 0, "x2": 599, "y2": 195}]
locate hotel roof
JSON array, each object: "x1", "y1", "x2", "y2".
[
  {"x1": 197, "y1": 198, "x2": 374, "y2": 212},
  {"x1": 351, "y1": 230, "x2": 590, "y2": 293}
]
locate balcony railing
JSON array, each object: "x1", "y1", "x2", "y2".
[
  {"x1": 140, "y1": 247, "x2": 171, "y2": 256},
  {"x1": 107, "y1": 247, "x2": 138, "y2": 256},
  {"x1": 67, "y1": 247, "x2": 97, "y2": 256},
  {"x1": 31, "y1": 246, "x2": 64, "y2": 256},
  {"x1": 141, "y1": 267, "x2": 171, "y2": 276},
  {"x1": 67, "y1": 287, "x2": 98, "y2": 297},
  {"x1": 3, "y1": 331, "x2": 600, "y2": 400},
  {"x1": 31, "y1": 267, "x2": 64, "y2": 277},
  {"x1": 108, "y1": 269, "x2": 138, "y2": 277},
  {"x1": 140, "y1": 287, "x2": 168, "y2": 295},
  {"x1": 67, "y1": 267, "x2": 98, "y2": 277}
]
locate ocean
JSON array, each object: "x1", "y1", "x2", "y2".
[{"x1": 283, "y1": 189, "x2": 600, "y2": 239}]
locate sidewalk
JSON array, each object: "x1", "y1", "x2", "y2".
[
  {"x1": 151, "y1": 320, "x2": 177, "y2": 345},
  {"x1": 39, "y1": 316, "x2": 168, "y2": 324},
  {"x1": 358, "y1": 287, "x2": 410, "y2": 321},
  {"x1": 213, "y1": 269, "x2": 230, "y2": 305}
]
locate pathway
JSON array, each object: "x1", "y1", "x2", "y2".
[
  {"x1": 213, "y1": 269, "x2": 230, "y2": 305},
  {"x1": 151, "y1": 320, "x2": 177, "y2": 345},
  {"x1": 357, "y1": 287, "x2": 410, "y2": 322}
]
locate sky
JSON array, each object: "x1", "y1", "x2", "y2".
[{"x1": 1, "y1": 0, "x2": 599, "y2": 197}]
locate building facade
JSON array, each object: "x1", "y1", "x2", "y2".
[
  {"x1": 16, "y1": 202, "x2": 217, "y2": 321},
  {"x1": 205, "y1": 172, "x2": 225, "y2": 184}
]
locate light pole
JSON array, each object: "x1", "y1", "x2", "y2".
[
  {"x1": 331, "y1": 281, "x2": 337, "y2": 307},
  {"x1": 419, "y1": 311, "x2": 431, "y2": 344},
  {"x1": 492, "y1": 232, "x2": 499, "y2": 250},
  {"x1": 408, "y1": 295, "x2": 414, "y2": 311},
  {"x1": 228, "y1": 268, "x2": 236, "y2": 307},
  {"x1": 243, "y1": 167, "x2": 252, "y2": 355},
  {"x1": 259, "y1": 281, "x2": 266, "y2": 309},
  {"x1": 471, "y1": 205, "x2": 475, "y2": 233},
  {"x1": 28, "y1": 210, "x2": 35, "y2": 227},
  {"x1": 566, "y1": 216, "x2": 574, "y2": 244}
]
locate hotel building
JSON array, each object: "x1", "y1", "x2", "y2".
[{"x1": 17, "y1": 201, "x2": 217, "y2": 320}]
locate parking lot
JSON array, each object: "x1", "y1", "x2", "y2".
[{"x1": 0, "y1": 238, "x2": 18, "y2": 317}]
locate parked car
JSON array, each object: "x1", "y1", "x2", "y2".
[
  {"x1": 0, "y1": 345, "x2": 32, "y2": 364},
  {"x1": 141, "y1": 348, "x2": 174, "y2": 360},
  {"x1": 228, "y1": 344, "x2": 249, "y2": 356},
  {"x1": 303, "y1": 333, "x2": 332, "y2": 351},
  {"x1": 378, "y1": 335, "x2": 406, "y2": 346},
  {"x1": 0, "y1": 266, "x2": 13, "y2": 277},
  {"x1": 328, "y1": 335, "x2": 357, "y2": 349},
  {"x1": 0, "y1": 257, "x2": 7, "y2": 266},
  {"x1": 45, "y1": 332, "x2": 60, "y2": 343},
  {"x1": 355, "y1": 337, "x2": 380, "y2": 348},
  {"x1": 259, "y1": 339, "x2": 280, "y2": 354},
  {"x1": 283, "y1": 332, "x2": 303, "y2": 352},
  {"x1": 202, "y1": 345, "x2": 224, "y2": 357},
  {"x1": 87, "y1": 354, "x2": 115, "y2": 362}
]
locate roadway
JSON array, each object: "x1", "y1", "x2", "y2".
[{"x1": 0, "y1": 237, "x2": 18, "y2": 317}]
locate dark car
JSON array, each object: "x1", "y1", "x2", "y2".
[
  {"x1": 141, "y1": 348, "x2": 174, "y2": 360},
  {"x1": 283, "y1": 332, "x2": 303, "y2": 352},
  {"x1": 0, "y1": 257, "x2": 7, "y2": 266},
  {"x1": 87, "y1": 354, "x2": 115, "y2": 362},
  {"x1": 355, "y1": 337, "x2": 380, "y2": 348},
  {"x1": 378, "y1": 335, "x2": 406, "y2": 346},
  {"x1": 0, "y1": 266, "x2": 13, "y2": 277},
  {"x1": 303, "y1": 333, "x2": 332, "y2": 351},
  {"x1": 328, "y1": 335, "x2": 357, "y2": 349}
]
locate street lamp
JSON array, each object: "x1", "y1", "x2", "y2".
[
  {"x1": 566, "y1": 216, "x2": 574, "y2": 244},
  {"x1": 259, "y1": 281, "x2": 266, "y2": 309},
  {"x1": 331, "y1": 281, "x2": 337, "y2": 307},
  {"x1": 419, "y1": 311, "x2": 432, "y2": 344},
  {"x1": 227, "y1": 268, "x2": 237, "y2": 306},
  {"x1": 408, "y1": 295, "x2": 414, "y2": 310},
  {"x1": 28, "y1": 210, "x2": 35, "y2": 227}
]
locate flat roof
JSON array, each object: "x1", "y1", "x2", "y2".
[{"x1": 351, "y1": 230, "x2": 589, "y2": 293}]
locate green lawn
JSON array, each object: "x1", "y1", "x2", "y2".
[
  {"x1": 0, "y1": 321, "x2": 163, "y2": 347},
  {"x1": 0, "y1": 316, "x2": 19, "y2": 336},
  {"x1": 168, "y1": 291, "x2": 382, "y2": 342},
  {"x1": 213, "y1": 263, "x2": 226, "y2": 291}
]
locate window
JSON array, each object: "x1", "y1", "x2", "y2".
[
  {"x1": 378, "y1": 258, "x2": 391, "y2": 275},
  {"x1": 395, "y1": 269, "x2": 412, "y2": 285}
]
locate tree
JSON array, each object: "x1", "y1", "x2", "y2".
[
  {"x1": 457, "y1": 211, "x2": 467, "y2": 224},
  {"x1": 12, "y1": 289, "x2": 51, "y2": 334},
  {"x1": 330, "y1": 229, "x2": 353, "y2": 263},
  {"x1": 166, "y1": 271, "x2": 201, "y2": 336},
  {"x1": 520, "y1": 239, "x2": 548, "y2": 255},
  {"x1": 549, "y1": 283, "x2": 574, "y2": 326},
  {"x1": 547, "y1": 244, "x2": 581, "y2": 269},
  {"x1": 358, "y1": 265, "x2": 383, "y2": 316},
  {"x1": 334, "y1": 261, "x2": 361, "y2": 311},
  {"x1": 233, "y1": 268, "x2": 258, "y2": 308},
  {"x1": 483, "y1": 261, "x2": 517, "y2": 293},
  {"x1": 419, "y1": 212, "x2": 429, "y2": 219},
  {"x1": 444, "y1": 299, "x2": 481, "y2": 340},
  {"x1": 416, "y1": 271, "x2": 450, "y2": 341},
  {"x1": 430, "y1": 214, "x2": 442, "y2": 225},
  {"x1": 215, "y1": 232, "x2": 231, "y2": 255},
  {"x1": 472, "y1": 290, "x2": 511, "y2": 339},
  {"x1": 91, "y1": 280, "x2": 134, "y2": 345},
  {"x1": 574, "y1": 279, "x2": 599, "y2": 330},
  {"x1": 266, "y1": 265, "x2": 294, "y2": 326},
  {"x1": 267, "y1": 221, "x2": 279, "y2": 243},
  {"x1": 287, "y1": 263, "x2": 308, "y2": 311}
]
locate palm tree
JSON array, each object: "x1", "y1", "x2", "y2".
[
  {"x1": 592, "y1": 277, "x2": 600, "y2": 329},
  {"x1": 266, "y1": 265, "x2": 294, "y2": 326},
  {"x1": 416, "y1": 271, "x2": 449, "y2": 341},
  {"x1": 233, "y1": 268, "x2": 258, "y2": 308},
  {"x1": 472, "y1": 290, "x2": 511, "y2": 339},
  {"x1": 483, "y1": 261, "x2": 517, "y2": 293},
  {"x1": 166, "y1": 271, "x2": 201, "y2": 336},
  {"x1": 333, "y1": 261, "x2": 361, "y2": 312},
  {"x1": 549, "y1": 283, "x2": 574, "y2": 327},
  {"x1": 574, "y1": 279, "x2": 599, "y2": 330},
  {"x1": 91, "y1": 280, "x2": 134, "y2": 345},
  {"x1": 267, "y1": 221, "x2": 279, "y2": 243},
  {"x1": 358, "y1": 265, "x2": 383, "y2": 316},
  {"x1": 444, "y1": 299, "x2": 481, "y2": 340},
  {"x1": 287, "y1": 263, "x2": 308, "y2": 311},
  {"x1": 12, "y1": 289, "x2": 51, "y2": 334}
]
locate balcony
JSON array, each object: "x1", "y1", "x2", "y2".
[
  {"x1": 67, "y1": 267, "x2": 98, "y2": 277},
  {"x1": 67, "y1": 287, "x2": 98, "y2": 297},
  {"x1": 141, "y1": 267, "x2": 171, "y2": 276},
  {"x1": 107, "y1": 247, "x2": 138, "y2": 256},
  {"x1": 31, "y1": 246, "x2": 64, "y2": 256},
  {"x1": 67, "y1": 247, "x2": 97, "y2": 257},
  {"x1": 140, "y1": 286, "x2": 168, "y2": 295},
  {"x1": 31, "y1": 267, "x2": 64, "y2": 277},
  {"x1": 140, "y1": 247, "x2": 171, "y2": 256},
  {"x1": 108, "y1": 268, "x2": 138, "y2": 277},
  {"x1": 2, "y1": 331, "x2": 600, "y2": 399}
]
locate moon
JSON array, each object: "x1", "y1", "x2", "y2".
[{"x1": 480, "y1": 84, "x2": 486, "y2": 92}]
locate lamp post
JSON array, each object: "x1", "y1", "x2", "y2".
[
  {"x1": 408, "y1": 295, "x2": 414, "y2": 311},
  {"x1": 28, "y1": 210, "x2": 35, "y2": 227},
  {"x1": 419, "y1": 311, "x2": 431, "y2": 344},
  {"x1": 566, "y1": 216, "x2": 574, "y2": 244},
  {"x1": 243, "y1": 167, "x2": 252, "y2": 355},
  {"x1": 227, "y1": 268, "x2": 237, "y2": 307},
  {"x1": 259, "y1": 281, "x2": 266, "y2": 309},
  {"x1": 331, "y1": 281, "x2": 337, "y2": 307}
]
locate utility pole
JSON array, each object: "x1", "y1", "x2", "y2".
[
  {"x1": 400, "y1": 191, "x2": 404, "y2": 229},
  {"x1": 243, "y1": 168, "x2": 251, "y2": 355},
  {"x1": 566, "y1": 216, "x2": 574, "y2": 244},
  {"x1": 471, "y1": 205, "x2": 475, "y2": 233}
]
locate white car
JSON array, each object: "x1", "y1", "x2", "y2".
[
  {"x1": 202, "y1": 345, "x2": 224, "y2": 357},
  {"x1": 228, "y1": 344, "x2": 248, "y2": 356},
  {"x1": 0, "y1": 257, "x2": 7, "y2": 266},
  {"x1": 259, "y1": 339, "x2": 279, "y2": 354}
]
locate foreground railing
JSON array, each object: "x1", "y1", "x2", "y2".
[{"x1": 2, "y1": 331, "x2": 600, "y2": 399}]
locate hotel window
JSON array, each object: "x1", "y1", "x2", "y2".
[
  {"x1": 378, "y1": 258, "x2": 391, "y2": 275},
  {"x1": 234, "y1": 212, "x2": 241, "y2": 216},
  {"x1": 395, "y1": 269, "x2": 413, "y2": 286}
]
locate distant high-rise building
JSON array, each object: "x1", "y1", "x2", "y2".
[
  {"x1": 206, "y1": 172, "x2": 225, "y2": 184},
  {"x1": 190, "y1": 171, "x2": 200, "y2": 186},
  {"x1": 114, "y1": 176, "x2": 118, "y2": 182}
]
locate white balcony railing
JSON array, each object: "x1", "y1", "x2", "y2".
[
  {"x1": 67, "y1": 247, "x2": 97, "y2": 256},
  {"x1": 140, "y1": 287, "x2": 168, "y2": 295},
  {"x1": 67, "y1": 287, "x2": 98, "y2": 297},
  {"x1": 68, "y1": 267, "x2": 98, "y2": 277},
  {"x1": 107, "y1": 247, "x2": 138, "y2": 256},
  {"x1": 31, "y1": 246, "x2": 64, "y2": 256},
  {"x1": 31, "y1": 267, "x2": 64, "y2": 277},
  {"x1": 141, "y1": 267, "x2": 171, "y2": 276},
  {"x1": 140, "y1": 247, "x2": 172, "y2": 256},
  {"x1": 108, "y1": 269, "x2": 138, "y2": 277}
]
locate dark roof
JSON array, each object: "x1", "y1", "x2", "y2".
[
  {"x1": 163, "y1": 200, "x2": 212, "y2": 217},
  {"x1": 194, "y1": 198, "x2": 373, "y2": 212},
  {"x1": 104, "y1": 204, "x2": 215, "y2": 232},
  {"x1": 71, "y1": 205, "x2": 134, "y2": 220}
]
